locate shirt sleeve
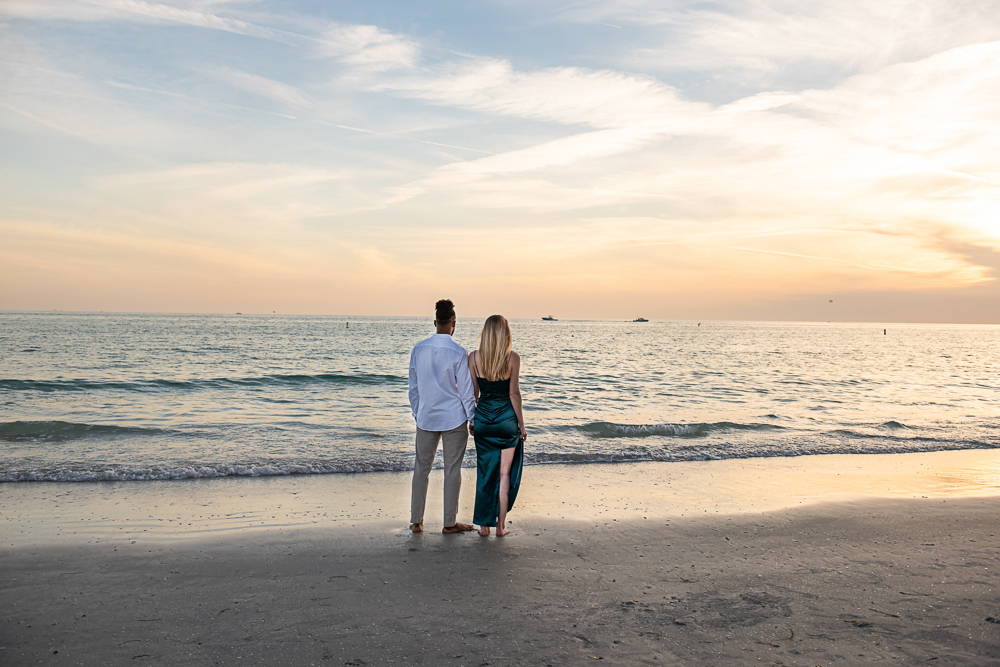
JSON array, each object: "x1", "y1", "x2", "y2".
[
  {"x1": 408, "y1": 348, "x2": 419, "y2": 420},
  {"x1": 455, "y1": 351, "x2": 476, "y2": 423}
]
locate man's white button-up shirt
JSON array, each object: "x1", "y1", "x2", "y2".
[{"x1": 408, "y1": 333, "x2": 477, "y2": 432}]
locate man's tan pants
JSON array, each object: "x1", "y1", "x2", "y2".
[{"x1": 410, "y1": 422, "x2": 469, "y2": 527}]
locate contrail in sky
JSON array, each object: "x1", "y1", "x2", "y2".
[{"x1": 322, "y1": 121, "x2": 498, "y2": 155}]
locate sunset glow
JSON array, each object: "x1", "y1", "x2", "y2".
[{"x1": 2, "y1": 1, "x2": 999, "y2": 321}]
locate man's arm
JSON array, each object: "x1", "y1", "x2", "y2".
[
  {"x1": 456, "y1": 350, "x2": 476, "y2": 424},
  {"x1": 408, "y1": 348, "x2": 419, "y2": 420}
]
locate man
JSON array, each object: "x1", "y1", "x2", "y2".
[{"x1": 408, "y1": 299, "x2": 477, "y2": 534}]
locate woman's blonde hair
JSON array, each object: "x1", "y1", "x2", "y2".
[{"x1": 477, "y1": 315, "x2": 512, "y2": 381}]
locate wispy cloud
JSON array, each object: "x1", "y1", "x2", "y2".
[
  {"x1": 319, "y1": 22, "x2": 420, "y2": 70},
  {"x1": 381, "y1": 59, "x2": 704, "y2": 129},
  {"x1": 95, "y1": 162, "x2": 378, "y2": 223},
  {"x1": 207, "y1": 67, "x2": 314, "y2": 108},
  {"x1": 556, "y1": 0, "x2": 1000, "y2": 80},
  {"x1": 1, "y1": 0, "x2": 308, "y2": 44}
]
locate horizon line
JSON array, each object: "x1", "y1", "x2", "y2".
[{"x1": 1, "y1": 310, "x2": 998, "y2": 326}]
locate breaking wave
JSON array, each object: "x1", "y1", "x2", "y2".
[
  {"x1": 574, "y1": 421, "x2": 786, "y2": 438},
  {"x1": 5, "y1": 438, "x2": 997, "y2": 482},
  {"x1": 0, "y1": 421, "x2": 176, "y2": 441},
  {"x1": 0, "y1": 461, "x2": 416, "y2": 482},
  {"x1": 0, "y1": 373, "x2": 406, "y2": 393}
]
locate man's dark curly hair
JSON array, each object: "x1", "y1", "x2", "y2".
[{"x1": 435, "y1": 299, "x2": 456, "y2": 323}]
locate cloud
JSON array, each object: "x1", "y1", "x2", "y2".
[
  {"x1": 390, "y1": 39, "x2": 1000, "y2": 195},
  {"x1": 319, "y1": 22, "x2": 419, "y2": 70},
  {"x1": 207, "y1": 67, "x2": 314, "y2": 108},
  {"x1": 99, "y1": 161, "x2": 350, "y2": 192},
  {"x1": 359, "y1": 35, "x2": 1000, "y2": 299},
  {"x1": 557, "y1": 0, "x2": 1000, "y2": 79},
  {"x1": 798, "y1": 41, "x2": 1000, "y2": 157},
  {"x1": 95, "y1": 162, "x2": 377, "y2": 224},
  {"x1": 366, "y1": 58, "x2": 711, "y2": 200},
  {"x1": 0, "y1": 0, "x2": 306, "y2": 43},
  {"x1": 0, "y1": 32, "x2": 196, "y2": 147},
  {"x1": 0, "y1": 0, "x2": 124, "y2": 21},
  {"x1": 381, "y1": 59, "x2": 705, "y2": 129}
]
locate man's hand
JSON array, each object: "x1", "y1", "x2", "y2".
[{"x1": 468, "y1": 423, "x2": 474, "y2": 436}]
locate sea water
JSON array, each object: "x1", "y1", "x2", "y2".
[{"x1": 1, "y1": 313, "x2": 997, "y2": 482}]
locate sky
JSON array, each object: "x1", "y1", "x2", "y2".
[{"x1": 1, "y1": 0, "x2": 999, "y2": 322}]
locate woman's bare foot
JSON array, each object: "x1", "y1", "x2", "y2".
[
  {"x1": 478, "y1": 526, "x2": 490, "y2": 537},
  {"x1": 496, "y1": 524, "x2": 508, "y2": 537}
]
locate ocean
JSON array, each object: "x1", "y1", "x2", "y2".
[{"x1": 1, "y1": 313, "x2": 997, "y2": 482}]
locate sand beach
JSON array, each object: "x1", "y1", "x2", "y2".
[{"x1": 2, "y1": 450, "x2": 999, "y2": 666}]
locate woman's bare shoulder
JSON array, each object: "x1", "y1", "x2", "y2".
[{"x1": 510, "y1": 350, "x2": 521, "y2": 363}]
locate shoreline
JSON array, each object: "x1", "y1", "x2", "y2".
[
  {"x1": 2, "y1": 448, "x2": 999, "y2": 548},
  {"x1": 5, "y1": 440, "x2": 1000, "y2": 484}
]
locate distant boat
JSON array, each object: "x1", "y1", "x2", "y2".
[
  {"x1": 542, "y1": 315, "x2": 558, "y2": 321},
  {"x1": 632, "y1": 317, "x2": 648, "y2": 322}
]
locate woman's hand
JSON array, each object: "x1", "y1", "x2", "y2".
[{"x1": 519, "y1": 424, "x2": 527, "y2": 441}]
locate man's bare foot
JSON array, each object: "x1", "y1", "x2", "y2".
[
  {"x1": 442, "y1": 522, "x2": 475, "y2": 534},
  {"x1": 409, "y1": 522, "x2": 423, "y2": 533},
  {"x1": 478, "y1": 526, "x2": 490, "y2": 537}
]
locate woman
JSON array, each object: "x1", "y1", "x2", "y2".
[{"x1": 469, "y1": 315, "x2": 526, "y2": 537}]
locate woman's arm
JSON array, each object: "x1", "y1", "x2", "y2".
[
  {"x1": 469, "y1": 351, "x2": 480, "y2": 401},
  {"x1": 509, "y1": 351, "x2": 526, "y2": 440},
  {"x1": 468, "y1": 351, "x2": 480, "y2": 436}
]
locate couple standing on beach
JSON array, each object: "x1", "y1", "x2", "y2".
[{"x1": 408, "y1": 299, "x2": 527, "y2": 537}]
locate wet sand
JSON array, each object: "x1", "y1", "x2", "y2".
[{"x1": 2, "y1": 451, "x2": 1000, "y2": 665}]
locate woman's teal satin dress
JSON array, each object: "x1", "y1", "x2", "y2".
[{"x1": 473, "y1": 376, "x2": 524, "y2": 527}]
